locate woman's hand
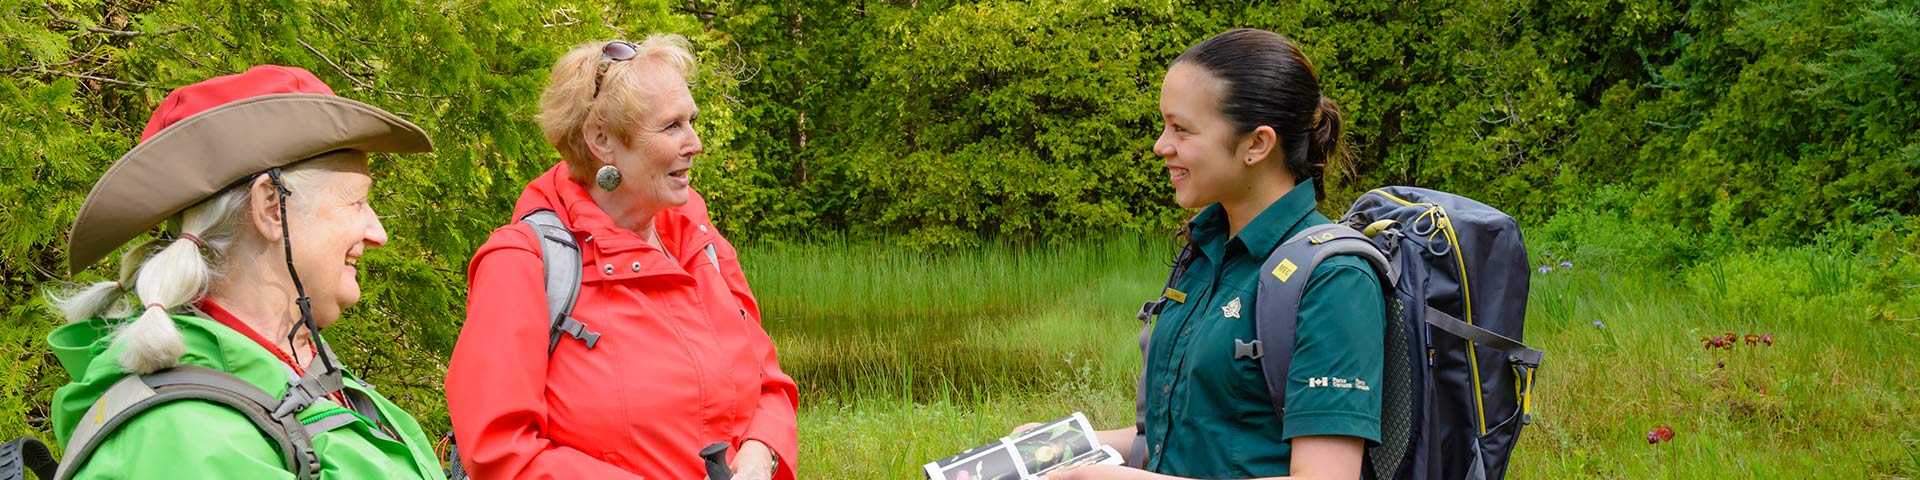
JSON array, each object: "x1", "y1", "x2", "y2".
[
  {"x1": 1043, "y1": 464, "x2": 1170, "y2": 480},
  {"x1": 727, "y1": 440, "x2": 777, "y2": 480},
  {"x1": 1011, "y1": 422, "x2": 1043, "y2": 436},
  {"x1": 1043, "y1": 436, "x2": 1361, "y2": 480}
]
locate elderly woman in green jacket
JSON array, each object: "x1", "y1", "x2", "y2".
[{"x1": 43, "y1": 65, "x2": 442, "y2": 479}]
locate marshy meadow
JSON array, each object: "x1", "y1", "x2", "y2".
[{"x1": 746, "y1": 216, "x2": 1920, "y2": 478}]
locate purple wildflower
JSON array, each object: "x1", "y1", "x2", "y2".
[
  {"x1": 1560, "y1": 261, "x2": 1574, "y2": 269},
  {"x1": 1592, "y1": 321, "x2": 1605, "y2": 329},
  {"x1": 1538, "y1": 266, "x2": 1554, "y2": 274}
]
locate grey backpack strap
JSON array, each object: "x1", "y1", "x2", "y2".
[
  {"x1": 521, "y1": 209, "x2": 593, "y2": 354},
  {"x1": 703, "y1": 243, "x2": 721, "y2": 273},
  {"x1": 54, "y1": 365, "x2": 319, "y2": 480},
  {"x1": 1129, "y1": 243, "x2": 1197, "y2": 469},
  {"x1": 1253, "y1": 224, "x2": 1393, "y2": 417}
]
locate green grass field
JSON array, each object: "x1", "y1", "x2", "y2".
[{"x1": 742, "y1": 232, "x2": 1920, "y2": 479}]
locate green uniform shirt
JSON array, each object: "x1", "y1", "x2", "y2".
[{"x1": 1141, "y1": 180, "x2": 1386, "y2": 478}]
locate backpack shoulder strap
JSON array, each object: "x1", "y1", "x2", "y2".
[
  {"x1": 1253, "y1": 223, "x2": 1393, "y2": 417},
  {"x1": 520, "y1": 209, "x2": 595, "y2": 354},
  {"x1": 54, "y1": 365, "x2": 318, "y2": 480},
  {"x1": 1135, "y1": 243, "x2": 1198, "y2": 323},
  {"x1": 1129, "y1": 242, "x2": 1198, "y2": 469},
  {"x1": 445, "y1": 431, "x2": 471, "y2": 480}
]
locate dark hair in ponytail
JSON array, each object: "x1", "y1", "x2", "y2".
[{"x1": 1173, "y1": 28, "x2": 1347, "y2": 201}]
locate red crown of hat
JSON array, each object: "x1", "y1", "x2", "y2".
[
  {"x1": 139, "y1": 65, "x2": 337, "y2": 142},
  {"x1": 68, "y1": 64, "x2": 431, "y2": 274}
]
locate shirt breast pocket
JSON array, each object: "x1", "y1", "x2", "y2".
[{"x1": 1184, "y1": 287, "x2": 1271, "y2": 404}]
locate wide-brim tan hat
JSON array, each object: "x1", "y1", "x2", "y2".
[{"x1": 67, "y1": 66, "x2": 432, "y2": 273}]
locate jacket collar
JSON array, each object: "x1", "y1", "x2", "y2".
[
  {"x1": 1189, "y1": 179, "x2": 1320, "y2": 262},
  {"x1": 512, "y1": 163, "x2": 716, "y2": 260}
]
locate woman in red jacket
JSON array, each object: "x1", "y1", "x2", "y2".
[{"x1": 446, "y1": 34, "x2": 797, "y2": 480}]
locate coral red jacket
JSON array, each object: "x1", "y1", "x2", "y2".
[{"x1": 447, "y1": 164, "x2": 797, "y2": 479}]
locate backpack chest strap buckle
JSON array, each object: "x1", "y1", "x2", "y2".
[
  {"x1": 556, "y1": 316, "x2": 601, "y2": 349},
  {"x1": 1234, "y1": 339, "x2": 1264, "y2": 360}
]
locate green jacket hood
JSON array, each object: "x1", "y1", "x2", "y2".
[{"x1": 46, "y1": 314, "x2": 295, "y2": 444}]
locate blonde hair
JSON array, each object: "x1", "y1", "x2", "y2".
[
  {"x1": 537, "y1": 34, "x2": 698, "y2": 181},
  {"x1": 51, "y1": 154, "x2": 352, "y2": 374}
]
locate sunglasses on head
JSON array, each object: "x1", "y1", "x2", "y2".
[{"x1": 593, "y1": 41, "x2": 640, "y2": 98}]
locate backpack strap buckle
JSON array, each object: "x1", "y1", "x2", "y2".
[
  {"x1": 274, "y1": 364, "x2": 346, "y2": 418},
  {"x1": 1234, "y1": 339, "x2": 1264, "y2": 360},
  {"x1": 556, "y1": 316, "x2": 601, "y2": 349}
]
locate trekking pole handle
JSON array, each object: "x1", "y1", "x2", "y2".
[{"x1": 700, "y1": 442, "x2": 733, "y2": 480}]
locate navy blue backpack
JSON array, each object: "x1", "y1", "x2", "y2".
[{"x1": 1136, "y1": 186, "x2": 1543, "y2": 479}]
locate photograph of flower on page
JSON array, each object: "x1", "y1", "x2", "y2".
[
  {"x1": 924, "y1": 442, "x2": 1025, "y2": 480},
  {"x1": 924, "y1": 412, "x2": 1123, "y2": 480},
  {"x1": 1008, "y1": 413, "x2": 1098, "y2": 474}
]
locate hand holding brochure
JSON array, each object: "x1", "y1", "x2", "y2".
[{"x1": 923, "y1": 412, "x2": 1124, "y2": 480}]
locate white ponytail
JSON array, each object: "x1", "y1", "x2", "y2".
[
  {"x1": 114, "y1": 239, "x2": 203, "y2": 373},
  {"x1": 52, "y1": 282, "x2": 126, "y2": 324},
  {"x1": 50, "y1": 236, "x2": 170, "y2": 325},
  {"x1": 46, "y1": 185, "x2": 250, "y2": 374}
]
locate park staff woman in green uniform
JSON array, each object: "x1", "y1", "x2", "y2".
[{"x1": 1043, "y1": 29, "x2": 1386, "y2": 480}]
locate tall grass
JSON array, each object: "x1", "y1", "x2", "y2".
[
  {"x1": 744, "y1": 227, "x2": 1920, "y2": 479},
  {"x1": 745, "y1": 235, "x2": 1178, "y2": 320},
  {"x1": 742, "y1": 235, "x2": 1171, "y2": 404},
  {"x1": 1520, "y1": 253, "x2": 1919, "y2": 477}
]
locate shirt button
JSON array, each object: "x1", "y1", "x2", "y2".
[
  {"x1": 602, "y1": 264, "x2": 614, "y2": 275},
  {"x1": 1161, "y1": 385, "x2": 1170, "y2": 394},
  {"x1": 631, "y1": 261, "x2": 642, "y2": 272}
]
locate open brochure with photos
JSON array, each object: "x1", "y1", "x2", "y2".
[{"x1": 923, "y1": 412, "x2": 1124, "y2": 480}]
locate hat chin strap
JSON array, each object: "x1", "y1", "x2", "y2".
[{"x1": 267, "y1": 169, "x2": 344, "y2": 403}]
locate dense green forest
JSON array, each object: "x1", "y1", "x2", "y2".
[{"x1": 3, "y1": 0, "x2": 1916, "y2": 462}]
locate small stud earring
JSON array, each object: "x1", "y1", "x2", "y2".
[{"x1": 595, "y1": 165, "x2": 622, "y2": 191}]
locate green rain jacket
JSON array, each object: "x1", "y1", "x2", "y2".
[{"x1": 46, "y1": 314, "x2": 444, "y2": 480}]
